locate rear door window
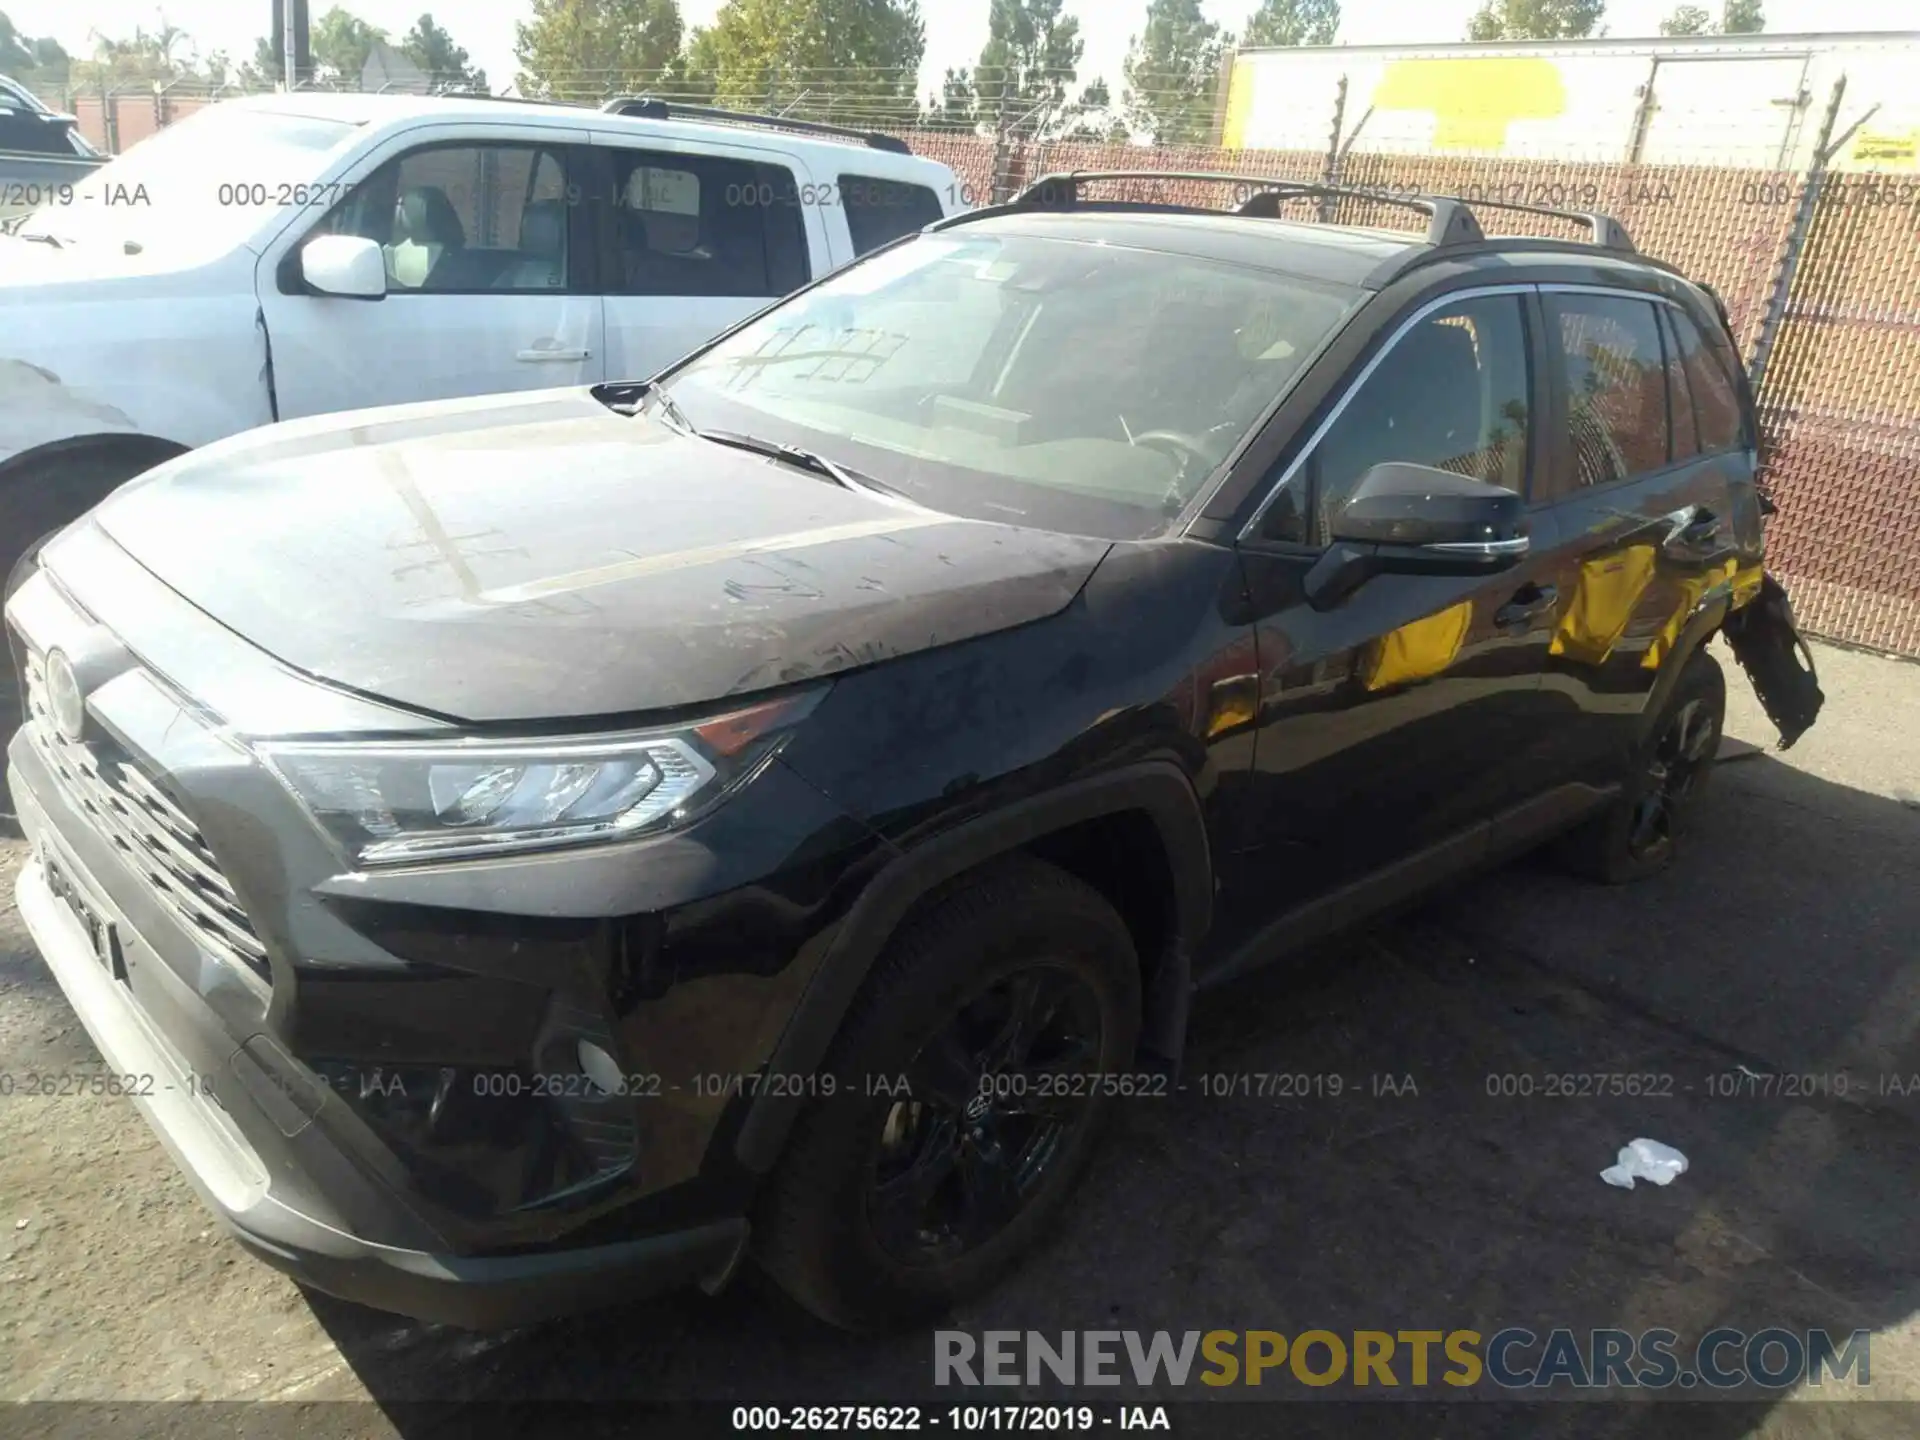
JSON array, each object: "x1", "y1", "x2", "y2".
[
  {"x1": 838, "y1": 175, "x2": 945, "y2": 255},
  {"x1": 0, "y1": 107, "x2": 79, "y2": 157},
  {"x1": 1545, "y1": 293, "x2": 1671, "y2": 489},
  {"x1": 607, "y1": 148, "x2": 810, "y2": 298}
]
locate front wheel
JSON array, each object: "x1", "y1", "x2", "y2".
[
  {"x1": 0, "y1": 450, "x2": 161, "y2": 813},
  {"x1": 1556, "y1": 649, "x2": 1726, "y2": 884},
  {"x1": 755, "y1": 859, "x2": 1142, "y2": 1331}
]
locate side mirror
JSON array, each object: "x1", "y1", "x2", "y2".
[
  {"x1": 1306, "y1": 463, "x2": 1529, "y2": 609},
  {"x1": 1331, "y1": 462, "x2": 1528, "y2": 553},
  {"x1": 300, "y1": 234, "x2": 387, "y2": 300}
]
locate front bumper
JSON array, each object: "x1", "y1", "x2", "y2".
[
  {"x1": 12, "y1": 783, "x2": 747, "y2": 1329},
  {"x1": 2, "y1": 522, "x2": 884, "y2": 1327}
]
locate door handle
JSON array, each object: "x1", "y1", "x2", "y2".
[
  {"x1": 1494, "y1": 583, "x2": 1558, "y2": 629},
  {"x1": 516, "y1": 346, "x2": 592, "y2": 363}
]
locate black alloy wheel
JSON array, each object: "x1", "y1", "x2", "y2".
[
  {"x1": 754, "y1": 858, "x2": 1140, "y2": 1331},
  {"x1": 866, "y1": 964, "x2": 1104, "y2": 1266},
  {"x1": 1624, "y1": 694, "x2": 1719, "y2": 867},
  {"x1": 1555, "y1": 647, "x2": 1726, "y2": 885}
]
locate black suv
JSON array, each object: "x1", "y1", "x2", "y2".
[{"x1": 6, "y1": 173, "x2": 1821, "y2": 1332}]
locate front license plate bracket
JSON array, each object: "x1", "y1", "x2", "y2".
[{"x1": 41, "y1": 849, "x2": 126, "y2": 982}]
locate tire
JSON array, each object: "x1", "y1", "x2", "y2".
[
  {"x1": 755, "y1": 858, "x2": 1142, "y2": 1332},
  {"x1": 1556, "y1": 648, "x2": 1726, "y2": 885},
  {"x1": 0, "y1": 450, "x2": 160, "y2": 814}
]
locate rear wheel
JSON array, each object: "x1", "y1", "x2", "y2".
[
  {"x1": 755, "y1": 859, "x2": 1141, "y2": 1332},
  {"x1": 1557, "y1": 649, "x2": 1725, "y2": 884}
]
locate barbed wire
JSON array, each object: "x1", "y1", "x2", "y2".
[{"x1": 32, "y1": 76, "x2": 1818, "y2": 133}]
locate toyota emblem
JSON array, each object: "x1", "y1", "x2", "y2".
[{"x1": 44, "y1": 648, "x2": 87, "y2": 743}]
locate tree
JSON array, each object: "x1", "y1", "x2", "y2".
[
  {"x1": 1121, "y1": 0, "x2": 1232, "y2": 145},
  {"x1": 971, "y1": 0, "x2": 1083, "y2": 139},
  {"x1": 1, "y1": 12, "x2": 70, "y2": 88},
  {"x1": 689, "y1": 0, "x2": 924, "y2": 129},
  {"x1": 28, "y1": 35, "x2": 70, "y2": 86},
  {"x1": 659, "y1": 24, "x2": 721, "y2": 102},
  {"x1": 1465, "y1": 0, "x2": 1605, "y2": 40},
  {"x1": 1056, "y1": 78, "x2": 1128, "y2": 141},
  {"x1": 1656, "y1": 0, "x2": 1761, "y2": 37},
  {"x1": 1242, "y1": 0, "x2": 1339, "y2": 48},
  {"x1": 71, "y1": 23, "x2": 198, "y2": 86},
  {"x1": 0, "y1": 11, "x2": 31, "y2": 75},
  {"x1": 516, "y1": 0, "x2": 684, "y2": 102},
  {"x1": 310, "y1": 7, "x2": 388, "y2": 86},
  {"x1": 248, "y1": 36, "x2": 284, "y2": 85},
  {"x1": 924, "y1": 65, "x2": 977, "y2": 131},
  {"x1": 402, "y1": 13, "x2": 487, "y2": 92}
]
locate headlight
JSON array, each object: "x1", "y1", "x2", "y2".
[{"x1": 258, "y1": 690, "x2": 822, "y2": 866}]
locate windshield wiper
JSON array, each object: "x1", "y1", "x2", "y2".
[
  {"x1": 16, "y1": 231, "x2": 62, "y2": 248},
  {"x1": 698, "y1": 429, "x2": 906, "y2": 501}
]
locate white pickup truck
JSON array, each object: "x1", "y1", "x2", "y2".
[{"x1": 0, "y1": 90, "x2": 965, "y2": 605}]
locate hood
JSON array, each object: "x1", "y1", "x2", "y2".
[
  {"x1": 88, "y1": 389, "x2": 1112, "y2": 725},
  {"x1": 0, "y1": 230, "x2": 239, "y2": 290}
]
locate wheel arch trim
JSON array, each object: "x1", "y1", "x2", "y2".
[
  {"x1": 732, "y1": 759, "x2": 1213, "y2": 1174},
  {"x1": 1637, "y1": 591, "x2": 1732, "y2": 746},
  {"x1": 0, "y1": 432, "x2": 190, "y2": 492}
]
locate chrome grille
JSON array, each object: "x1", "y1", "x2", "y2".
[{"x1": 22, "y1": 653, "x2": 271, "y2": 985}]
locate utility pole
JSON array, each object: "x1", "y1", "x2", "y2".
[{"x1": 282, "y1": 0, "x2": 299, "y2": 91}]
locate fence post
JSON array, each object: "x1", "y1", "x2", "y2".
[
  {"x1": 1625, "y1": 58, "x2": 1659, "y2": 165},
  {"x1": 1747, "y1": 77, "x2": 1846, "y2": 400},
  {"x1": 1210, "y1": 47, "x2": 1236, "y2": 148},
  {"x1": 990, "y1": 81, "x2": 1014, "y2": 205},
  {"x1": 281, "y1": 0, "x2": 299, "y2": 92},
  {"x1": 1318, "y1": 75, "x2": 1348, "y2": 222},
  {"x1": 99, "y1": 78, "x2": 119, "y2": 153}
]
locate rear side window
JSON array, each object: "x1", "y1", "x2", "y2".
[
  {"x1": 1667, "y1": 308, "x2": 1747, "y2": 452},
  {"x1": 1285, "y1": 293, "x2": 1532, "y2": 545},
  {"x1": 1547, "y1": 294, "x2": 1669, "y2": 488},
  {"x1": 0, "y1": 108, "x2": 79, "y2": 157},
  {"x1": 839, "y1": 175, "x2": 946, "y2": 256},
  {"x1": 608, "y1": 149, "x2": 810, "y2": 298}
]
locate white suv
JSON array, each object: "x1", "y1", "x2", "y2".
[{"x1": 0, "y1": 91, "x2": 965, "y2": 597}]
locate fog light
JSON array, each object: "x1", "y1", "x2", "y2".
[
  {"x1": 577, "y1": 1038, "x2": 626, "y2": 1095},
  {"x1": 45, "y1": 649, "x2": 87, "y2": 742}
]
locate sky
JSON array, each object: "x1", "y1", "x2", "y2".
[{"x1": 5, "y1": 0, "x2": 1913, "y2": 100}]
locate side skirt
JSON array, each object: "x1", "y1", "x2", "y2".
[{"x1": 1197, "y1": 781, "x2": 1619, "y2": 992}]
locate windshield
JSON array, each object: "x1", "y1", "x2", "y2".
[
  {"x1": 15, "y1": 104, "x2": 359, "y2": 256},
  {"x1": 660, "y1": 231, "x2": 1361, "y2": 539}
]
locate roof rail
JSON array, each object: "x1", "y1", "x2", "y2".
[
  {"x1": 1012, "y1": 171, "x2": 1484, "y2": 248},
  {"x1": 1425, "y1": 194, "x2": 1636, "y2": 253},
  {"x1": 1010, "y1": 169, "x2": 1641, "y2": 258},
  {"x1": 599, "y1": 97, "x2": 912, "y2": 155}
]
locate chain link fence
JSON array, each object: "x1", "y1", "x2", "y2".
[{"x1": 22, "y1": 76, "x2": 1920, "y2": 658}]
